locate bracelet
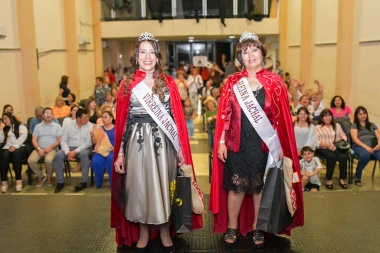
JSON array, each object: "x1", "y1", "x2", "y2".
[
  {"x1": 118, "y1": 153, "x2": 124, "y2": 156},
  {"x1": 219, "y1": 140, "x2": 225, "y2": 144}
]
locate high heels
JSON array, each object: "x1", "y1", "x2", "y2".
[
  {"x1": 325, "y1": 184, "x2": 333, "y2": 190},
  {"x1": 134, "y1": 246, "x2": 148, "y2": 253},
  {"x1": 163, "y1": 245, "x2": 175, "y2": 253},
  {"x1": 339, "y1": 180, "x2": 348, "y2": 189},
  {"x1": 16, "y1": 180, "x2": 22, "y2": 192}
]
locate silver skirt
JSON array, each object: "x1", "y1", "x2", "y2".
[{"x1": 124, "y1": 120, "x2": 178, "y2": 225}]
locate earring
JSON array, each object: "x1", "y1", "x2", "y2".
[{"x1": 136, "y1": 60, "x2": 138, "y2": 65}]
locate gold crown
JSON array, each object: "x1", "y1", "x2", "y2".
[
  {"x1": 138, "y1": 32, "x2": 156, "y2": 42},
  {"x1": 239, "y1": 31, "x2": 259, "y2": 43}
]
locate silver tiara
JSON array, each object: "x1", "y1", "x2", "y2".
[
  {"x1": 239, "y1": 31, "x2": 259, "y2": 43},
  {"x1": 138, "y1": 32, "x2": 156, "y2": 42}
]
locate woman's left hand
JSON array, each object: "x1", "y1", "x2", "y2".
[
  {"x1": 9, "y1": 146, "x2": 16, "y2": 152},
  {"x1": 374, "y1": 145, "x2": 380, "y2": 151},
  {"x1": 279, "y1": 151, "x2": 284, "y2": 161},
  {"x1": 178, "y1": 150, "x2": 185, "y2": 166}
]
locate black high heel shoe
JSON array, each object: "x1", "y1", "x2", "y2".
[
  {"x1": 163, "y1": 245, "x2": 175, "y2": 253},
  {"x1": 339, "y1": 180, "x2": 348, "y2": 189},
  {"x1": 135, "y1": 246, "x2": 148, "y2": 253}
]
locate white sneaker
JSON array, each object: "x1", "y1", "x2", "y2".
[
  {"x1": 16, "y1": 180, "x2": 22, "y2": 192},
  {"x1": 1, "y1": 181, "x2": 8, "y2": 193}
]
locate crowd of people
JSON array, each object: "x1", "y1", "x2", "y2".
[{"x1": 1, "y1": 30, "x2": 379, "y2": 253}]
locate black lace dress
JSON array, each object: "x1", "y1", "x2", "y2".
[{"x1": 223, "y1": 87, "x2": 268, "y2": 194}]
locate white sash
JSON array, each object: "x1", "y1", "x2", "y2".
[
  {"x1": 132, "y1": 81, "x2": 180, "y2": 152},
  {"x1": 233, "y1": 77, "x2": 282, "y2": 174}
]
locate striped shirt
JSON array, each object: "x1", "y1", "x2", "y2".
[{"x1": 315, "y1": 123, "x2": 347, "y2": 148}]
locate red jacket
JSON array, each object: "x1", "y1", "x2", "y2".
[
  {"x1": 209, "y1": 69, "x2": 304, "y2": 236},
  {"x1": 111, "y1": 70, "x2": 203, "y2": 246}
]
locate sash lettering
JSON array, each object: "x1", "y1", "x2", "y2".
[
  {"x1": 233, "y1": 78, "x2": 282, "y2": 175},
  {"x1": 133, "y1": 81, "x2": 180, "y2": 151}
]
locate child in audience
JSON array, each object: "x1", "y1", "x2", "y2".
[
  {"x1": 300, "y1": 146, "x2": 322, "y2": 192},
  {"x1": 183, "y1": 98, "x2": 197, "y2": 139}
]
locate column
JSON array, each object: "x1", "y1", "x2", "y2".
[
  {"x1": 63, "y1": 0, "x2": 79, "y2": 96},
  {"x1": 300, "y1": 0, "x2": 313, "y2": 85},
  {"x1": 335, "y1": 0, "x2": 356, "y2": 101},
  {"x1": 16, "y1": 0, "x2": 40, "y2": 118},
  {"x1": 279, "y1": 0, "x2": 288, "y2": 70},
  {"x1": 92, "y1": 0, "x2": 104, "y2": 76}
]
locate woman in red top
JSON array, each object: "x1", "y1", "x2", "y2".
[
  {"x1": 210, "y1": 31, "x2": 303, "y2": 248},
  {"x1": 112, "y1": 32, "x2": 203, "y2": 252}
]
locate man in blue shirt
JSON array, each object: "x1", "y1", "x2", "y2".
[
  {"x1": 28, "y1": 107, "x2": 62, "y2": 187},
  {"x1": 53, "y1": 109, "x2": 93, "y2": 193}
]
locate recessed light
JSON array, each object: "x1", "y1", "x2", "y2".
[
  {"x1": 229, "y1": 36, "x2": 235, "y2": 39},
  {"x1": 188, "y1": 36, "x2": 194, "y2": 40},
  {"x1": 188, "y1": 39, "x2": 194, "y2": 42}
]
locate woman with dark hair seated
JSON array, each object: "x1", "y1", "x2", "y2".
[
  {"x1": 2, "y1": 104, "x2": 21, "y2": 122},
  {"x1": 90, "y1": 111, "x2": 115, "y2": 188},
  {"x1": 0, "y1": 113, "x2": 28, "y2": 193},
  {"x1": 67, "y1": 93, "x2": 77, "y2": 107},
  {"x1": 293, "y1": 107, "x2": 318, "y2": 156},
  {"x1": 315, "y1": 109, "x2": 349, "y2": 189},
  {"x1": 350, "y1": 106, "x2": 380, "y2": 186},
  {"x1": 329, "y1": 95, "x2": 353, "y2": 123}
]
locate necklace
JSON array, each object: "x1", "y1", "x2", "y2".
[
  {"x1": 253, "y1": 83, "x2": 262, "y2": 97},
  {"x1": 145, "y1": 73, "x2": 153, "y2": 80}
]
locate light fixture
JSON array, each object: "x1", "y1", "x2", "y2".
[
  {"x1": 119, "y1": 54, "x2": 123, "y2": 59},
  {"x1": 188, "y1": 36, "x2": 194, "y2": 40},
  {"x1": 188, "y1": 39, "x2": 194, "y2": 42},
  {"x1": 229, "y1": 36, "x2": 235, "y2": 39}
]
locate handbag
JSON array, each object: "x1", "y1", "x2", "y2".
[
  {"x1": 256, "y1": 163, "x2": 293, "y2": 234},
  {"x1": 92, "y1": 126, "x2": 113, "y2": 157},
  {"x1": 370, "y1": 136, "x2": 378, "y2": 148},
  {"x1": 335, "y1": 139, "x2": 351, "y2": 151},
  {"x1": 171, "y1": 176, "x2": 192, "y2": 233}
]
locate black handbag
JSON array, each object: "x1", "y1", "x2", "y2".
[
  {"x1": 335, "y1": 139, "x2": 351, "y2": 151},
  {"x1": 256, "y1": 165, "x2": 293, "y2": 234},
  {"x1": 171, "y1": 176, "x2": 192, "y2": 233}
]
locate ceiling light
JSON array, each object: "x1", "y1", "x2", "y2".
[
  {"x1": 188, "y1": 39, "x2": 194, "y2": 42},
  {"x1": 188, "y1": 36, "x2": 194, "y2": 40},
  {"x1": 229, "y1": 36, "x2": 235, "y2": 39}
]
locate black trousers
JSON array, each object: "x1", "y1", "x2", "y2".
[
  {"x1": 316, "y1": 148, "x2": 348, "y2": 180},
  {"x1": 0, "y1": 147, "x2": 28, "y2": 181}
]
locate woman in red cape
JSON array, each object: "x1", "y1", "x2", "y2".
[
  {"x1": 209, "y1": 31, "x2": 304, "y2": 248},
  {"x1": 111, "y1": 32, "x2": 203, "y2": 251}
]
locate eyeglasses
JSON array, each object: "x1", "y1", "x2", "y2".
[{"x1": 44, "y1": 113, "x2": 53, "y2": 116}]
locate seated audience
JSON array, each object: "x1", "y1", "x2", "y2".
[
  {"x1": 111, "y1": 87, "x2": 118, "y2": 102},
  {"x1": 67, "y1": 93, "x2": 78, "y2": 107},
  {"x1": 62, "y1": 105, "x2": 79, "y2": 130},
  {"x1": 203, "y1": 87, "x2": 220, "y2": 106},
  {"x1": 300, "y1": 146, "x2": 322, "y2": 192},
  {"x1": 2, "y1": 104, "x2": 21, "y2": 122},
  {"x1": 0, "y1": 113, "x2": 28, "y2": 193},
  {"x1": 96, "y1": 105, "x2": 113, "y2": 126},
  {"x1": 93, "y1": 76, "x2": 110, "y2": 107},
  {"x1": 294, "y1": 107, "x2": 318, "y2": 155},
  {"x1": 330, "y1": 95, "x2": 353, "y2": 123},
  {"x1": 315, "y1": 109, "x2": 349, "y2": 190},
  {"x1": 90, "y1": 111, "x2": 115, "y2": 188},
  {"x1": 175, "y1": 70, "x2": 189, "y2": 103},
  {"x1": 85, "y1": 98, "x2": 100, "y2": 124},
  {"x1": 103, "y1": 92, "x2": 115, "y2": 109},
  {"x1": 29, "y1": 106, "x2": 59, "y2": 133},
  {"x1": 350, "y1": 106, "x2": 380, "y2": 186},
  {"x1": 52, "y1": 96, "x2": 70, "y2": 118},
  {"x1": 53, "y1": 109, "x2": 93, "y2": 193},
  {"x1": 310, "y1": 80, "x2": 325, "y2": 121},
  {"x1": 28, "y1": 107, "x2": 62, "y2": 187}
]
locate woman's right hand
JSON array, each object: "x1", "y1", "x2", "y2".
[
  {"x1": 217, "y1": 143, "x2": 227, "y2": 163},
  {"x1": 114, "y1": 155, "x2": 125, "y2": 174},
  {"x1": 365, "y1": 146, "x2": 374, "y2": 154}
]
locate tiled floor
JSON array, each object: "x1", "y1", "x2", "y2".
[{"x1": 1, "y1": 117, "x2": 380, "y2": 252}]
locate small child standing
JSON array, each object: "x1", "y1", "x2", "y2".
[
  {"x1": 183, "y1": 98, "x2": 198, "y2": 139},
  {"x1": 300, "y1": 146, "x2": 322, "y2": 192}
]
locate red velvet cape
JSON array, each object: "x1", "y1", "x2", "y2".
[
  {"x1": 111, "y1": 70, "x2": 203, "y2": 246},
  {"x1": 209, "y1": 69, "x2": 304, "y2": 236}
]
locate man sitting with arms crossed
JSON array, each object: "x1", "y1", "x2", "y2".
[
  {"x1": 28, "y1": 107, "x2": 62, "y2": 187},
  {"x1": 54, "y1": 108, "x2": 93, "y2": 193}
]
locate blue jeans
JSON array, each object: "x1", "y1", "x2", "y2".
[
  {"x1": 353, "y1": 146, "x2": 380, "y2": 180},
  {"x1": 186, "y1": 119, "x2": 194, "y2": 138}
]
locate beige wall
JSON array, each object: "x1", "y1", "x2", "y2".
[
  {"x1": 0, "y1": 0, "x2": 99, "y2": 121},
  {"x1": 0, "y1": 0, "x2": 23, "y2": 117},
  {"x1": 285, "y1": 0, "x2": 380, "y2": 126}
]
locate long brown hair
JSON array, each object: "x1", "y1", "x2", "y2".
[
  {"x1": 1, "y1": 113, "x2": 23, "y2": 148},
  {"x1": 123, "y1": 39, "x2": 167, "y2": 101}
]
